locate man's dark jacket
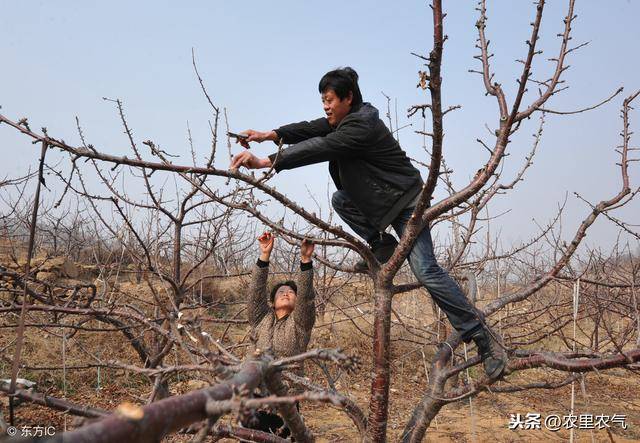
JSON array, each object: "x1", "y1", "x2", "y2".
[{"x1": 269, "y1": 102, "x2": 423, "y2": 232}]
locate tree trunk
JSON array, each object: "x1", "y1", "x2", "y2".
[{"x1": 367, "y1": 283, "x2": 393, "y2": 442}]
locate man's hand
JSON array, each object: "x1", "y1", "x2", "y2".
[
  {"x1": 300, "y1": 238, "x2": 314, "y2": 263},
  {"x1": 258, "y1": 232, "x2": 275, "y2": 262},
  {"x1": 230, "y1": 151, "x2": 272, "y2": 171},
  {"x1": 236, "y1": 129, "x2": 279, "y2": 149}
]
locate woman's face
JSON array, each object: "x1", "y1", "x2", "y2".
[{"x1": 274, "y1": 285, "x2": 297, "y2": 312}]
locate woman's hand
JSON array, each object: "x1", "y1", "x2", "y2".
[
  {"x1": 300, "y1": 238, "x2": 314, "y2": 263},
  {"x1": 258, "y1": 232, "x2": 275, "y2": 262}
]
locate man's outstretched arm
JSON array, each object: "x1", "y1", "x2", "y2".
[
  {"x1": 273, "y1": 117, "x2": 332, "y2": 144},
  {"x1": 230, "y1": 116, "x2": 370, "y2": 171},
  {"x1": 267, "y1": 116, "x2": 371, "y2": 171},
  {"x1": 233, "y1": 118, "x2": 331, "y2": 149}
]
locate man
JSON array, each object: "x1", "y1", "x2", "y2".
[
  {"x1": 231, "y1": 67, "x2": 506, "y2": 379},
  {"x1": 244, "y1": 232, "x2": 315, "y2": 437}
]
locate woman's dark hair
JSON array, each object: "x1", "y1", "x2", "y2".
[
  {"x1": 318, "y1": 67, "x2": 363, "y2": 106},
  {"x1": 270, "y1": 280, "x2": 297, "y2": 304}
]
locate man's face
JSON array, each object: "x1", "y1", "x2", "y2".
[
  {"x1": 322, "y1": 89, "x2": 352, "y2": 127},
  {"x1": 274, "y1": 285, "x2": 297, "y2": 312}
]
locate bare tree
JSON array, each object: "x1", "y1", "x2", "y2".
[{"x1": 1, "y1": 1, "x2": 639, "y2": 442}]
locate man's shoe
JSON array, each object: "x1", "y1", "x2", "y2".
[
  {"x1": 471, "y1": 327, "x2": 507, "y2": 379},
  {"x1": 354, "y1": 234, "x2": 398, "y2": 272}
]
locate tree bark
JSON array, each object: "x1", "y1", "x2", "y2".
[
  {"x1": 367, "y1": 284, "x2": 393, "y2": 442},
  {"x1": 46, "y1": 358, "x2": 268, "y2": 443}
]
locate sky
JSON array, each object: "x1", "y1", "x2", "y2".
[{"x1": 1, "y1": 1, "x2": 639, "y2": 254}]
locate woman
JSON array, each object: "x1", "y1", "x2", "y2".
[
  {"x1": 243, "y1": 231, "x2": 315, "y2": 437},
  {"x1": 248, "y1": 232, "x2": 315, "y2": 360}
]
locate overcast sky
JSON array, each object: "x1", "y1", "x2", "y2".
[{"x1": 1, "y1": 1, "x2": 639, "y2": 253}]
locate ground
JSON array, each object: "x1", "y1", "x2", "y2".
[{"x1": 1, "y1": 259, "x2": 639, "y2": 442}]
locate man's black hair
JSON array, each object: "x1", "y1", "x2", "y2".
[
  {"x1": 318, "y1": 67, "x2": 363, "y2": 106},
  {"x1": 270, "y1": 280, "x2": 297, "y2": 304}
]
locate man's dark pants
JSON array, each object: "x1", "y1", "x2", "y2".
[{"x1": 332, "y1": 190, "x2": 482, "y2": 341}]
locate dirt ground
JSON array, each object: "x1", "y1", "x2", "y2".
[
  {"x1": 1, "y1": 262, "x2": 639, "y2": 442},
  {"x1": 4, "y1": 357, "x2": 639, "y2": 442},
  {"x1": 3, "y1": 322, "x2": 639, "y2": 442}
]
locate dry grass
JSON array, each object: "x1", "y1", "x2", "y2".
[{"x1": 1, "y1": 258, "x2": 639, "y2": 442}]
